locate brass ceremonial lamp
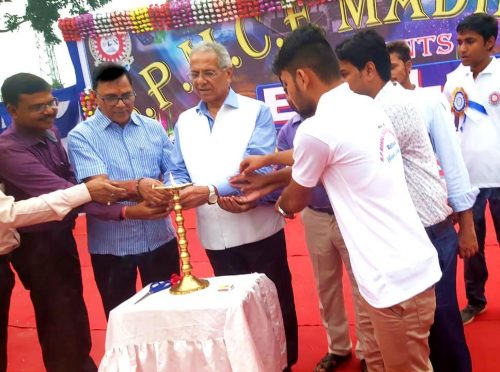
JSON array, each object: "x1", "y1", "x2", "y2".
[{"x1": 152, "y1": 174, "x2": 209, "y2": 295}]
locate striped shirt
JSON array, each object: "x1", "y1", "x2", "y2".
[{"x1": 68, "y1": 109, "x2": 176, "y2": 255}]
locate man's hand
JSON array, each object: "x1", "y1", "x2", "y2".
[
  {"x1": 456, "y1": 210, "x2": 479, "y2": 259},
  {"x1": 458, "y1": 224, "x2": 479, "y2": 259},
  {"x1": 179, "y1": 185, "x2": 210, "y2": 210},
  {"x1": 239, "y1": 155, "x2": 271, "y2": 175},
  {"x1": 85, "y1": 179, "x2": 127, "y2": 205},
  {"x1": 218, "y1": 196, "x2": 257, "y2": 213},
  {"x1": 230, "y1": 172, "x2": 270, "y2": 193},
  {"x1": 137, "y1": 178, "x2": 172, "y2": 206},
  {"x1": 124, "y1": 201, "x2": 172, "y2": 220}
]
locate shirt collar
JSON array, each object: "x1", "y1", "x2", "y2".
[
  {"x1": 93, "y1": 108, "x2": 140, "y2": 131},
  {"x1": 9, "y1": 125, "x2": 58, "y2": 147},
  {"x1": 464, "y1": 57, "x2": 498, "y2": 77},
  {"x1": 479, "y1": 57, "x2": 498, "y2": 75},
  {"x1": 195, "y1": 88, "x2": 238, "y2": 116},
  {"x1": 289, "y1": 113, "x2": 303, "y2": 127}
]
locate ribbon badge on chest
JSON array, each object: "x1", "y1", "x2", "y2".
[{"x1": 451, "y1": 87, "x2": 468, "y2": 117}]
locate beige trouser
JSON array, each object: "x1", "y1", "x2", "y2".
[
  {"x1": 359, "y1": 287, "x2": 436, "y2": 372},
  {"x1": 302, "y1": 207, "x2": 365, "y2": 359}
]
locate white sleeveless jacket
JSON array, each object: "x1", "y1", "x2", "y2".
[{"x1": 176, "y1": 94, "x2": 284, "y2": 250}]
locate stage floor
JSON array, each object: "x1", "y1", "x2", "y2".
[{"x1": 6, "y1": 209, "x2": 500, "y2": 371}]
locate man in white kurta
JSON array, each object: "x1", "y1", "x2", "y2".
[{"x1": 169, "y1": 41, "x2": 298, "y2": 370}]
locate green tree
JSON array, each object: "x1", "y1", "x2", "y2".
[{"x1": 0, "y1": 0, "x2": 111, "y2": 44}]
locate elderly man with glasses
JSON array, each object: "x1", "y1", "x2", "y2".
[
  {"x1": 169, "y1": 41, "x2": 298, "y2": 371},
  {"x1": 67, "y1": 62, "x2": 180, "y2": 320}
]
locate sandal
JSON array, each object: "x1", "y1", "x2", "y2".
[{"x1": 314, "y1": 352, "x2": 351, "y2": 372}]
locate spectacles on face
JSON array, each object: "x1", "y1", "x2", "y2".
[
  {"x1": 28, "y1": 98, "x2": 59, "y2": 113},
  {"x1": 97, "y1": 92, "x2": 136, "y2": 106},
  {"x1": 187, "y1": 69, "x2": 225, "y2": 82}
]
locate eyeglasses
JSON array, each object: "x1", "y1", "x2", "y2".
[
  {"x1": 187, "y1": 69, "x2": 225, "y2": 82},
  {"x1": 97, "y1": 92, "x2": 136, "y2": 106},
  {"x1": 29, "y1": 98, "x2": 59, "y2": 113}
]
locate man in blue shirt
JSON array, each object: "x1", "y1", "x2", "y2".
[
  {"x1": 169, "y1": 41, "x2": 298, "y2": 371},
  {"x1": 68, "y1": 63, "x2": 179, "y2": 318}
]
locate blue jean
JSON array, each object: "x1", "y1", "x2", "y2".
[
  {"x1": 426, "y1": 219, "x2": 471, "y2": 372},
  {"x1": 465, "y1": 187, "x2": 500, "y2": 308}
]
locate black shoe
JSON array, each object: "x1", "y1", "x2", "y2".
[
  {"x1": 461, "y1": 304, "x2": 486, "y2": 325},
  {"x1": 314, "y1": 352, "x2": 351, "y2": 371},
  {"x1": 360, "y1": 359, "x2": 368, "y2": 372}
]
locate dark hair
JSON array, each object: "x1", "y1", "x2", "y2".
[
  {"x1": 335, "y1": 30, "x2": 392, "y2": 82},
  {"x1": 272, "y1": 23, "x2": 340, "y2": 82},
  {"x1": 92, "y1": 62, "x2": 132, "y2": 90},
  {"x1": 1, "y1": 73, "x2": 51, "y2": 106},
  {"x1": 387, "y1": 40, "x2": 411, "y2": 63},
  {"x1": 457, "y1": 13, "x2": 498, "y2": 43}
]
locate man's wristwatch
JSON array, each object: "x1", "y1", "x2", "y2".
[{"x1": 208, "y1": 185, "x2": 218, "y2": 204}]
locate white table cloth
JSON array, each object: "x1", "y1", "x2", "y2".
[{"x1": 98, "y1": 273, "x2": 287, "y2": 372}]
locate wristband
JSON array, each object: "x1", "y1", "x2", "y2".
[{"x1": 120, "y1": 206, "x2": 128, "y2": 220}]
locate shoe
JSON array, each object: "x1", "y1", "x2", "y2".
[
  {"x1": 360, "y1": 359, "x2": 368, "y2": 372},
  {"x1": 461, "y1": 304, "x2": 486, "y2": 325},
  {"x1": 314, "y1": 352, "x2": 351, "y2": 371}
]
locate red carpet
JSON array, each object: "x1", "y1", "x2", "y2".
[{"x1": 6, "y1": 209, "x2": 500, "y2": 371}]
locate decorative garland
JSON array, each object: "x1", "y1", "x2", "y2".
[
  {"x1": 58, "y1": 0, "x2": 330, "y2": 41},
  {"x1": 80, "y1": 89, "x2": 97, "y2": 118}
]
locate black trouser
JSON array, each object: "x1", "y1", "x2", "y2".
[
  {"x1": 205, "y1": 229, "x2": 298, "y2": 367},
  {"x1": 91, "y1": 238, "x2": 179, "y2": 319},
  {"x1": 426, "y1": 219, "x2": 472, "y2": 372},
  {"x1": 0, "y1": 255, "x2": 15, "y2": 372},
  {"x1": 465, "y1": 187, "x2": 500, "y2": 308},
  {"x1": 7, "y1": 227, "x2": 96, "y2": 372}
]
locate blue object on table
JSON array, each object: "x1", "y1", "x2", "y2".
[{"x1": 134, "y1": 281, "x2": 171, "y2": 304}]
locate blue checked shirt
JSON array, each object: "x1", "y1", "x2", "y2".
[{"x1": 68, "y1": 109, "x2": 176, "y2": 256}]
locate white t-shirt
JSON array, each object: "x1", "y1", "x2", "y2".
[
  {"x1": 292, "y1": 83, "x2": 441, "y2": 308},
  {"x1": 443, "y1": 57, "x2": 500, "y2": 188}
]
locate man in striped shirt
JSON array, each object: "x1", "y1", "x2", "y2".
[{"x1": 68, "y1": 63, "x2": 179, "y2": 319}]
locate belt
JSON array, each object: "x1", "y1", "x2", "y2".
[
  {"x1": 425, "y1": 216, "x2": 453, "y2": 237},
  {"x1": 308, "y1": 205, "x2": 334, "y2": 215}
]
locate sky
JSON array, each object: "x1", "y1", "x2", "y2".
[{"x1": 0, "y1": 0, "x2": 162, "y2": 90}]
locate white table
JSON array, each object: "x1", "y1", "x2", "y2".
[{"x1": 98, "y1": 273, "x2": 287, "y2": 372}]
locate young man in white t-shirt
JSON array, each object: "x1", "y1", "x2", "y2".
[
  {"x1": 273, "y1": 24, "x2": 441, "y2": 372},
  {"x1": 443, "y1": 13, "x2": 500, "y2": 325}
]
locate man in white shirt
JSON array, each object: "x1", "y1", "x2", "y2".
[
  {"x1": 443, "y1": 13, "x2": 500, "y2": 325},
  {"x1": 274, "y1": 24, "x2": 441, "y2": 372},
  {"x1": 0, "y1": 179, "x2": 125, "y2": 255},
  {"x1": 335, "y1": 30, "x2": 475, "y2": 372}
]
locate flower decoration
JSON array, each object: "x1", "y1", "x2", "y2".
[
  {"x1": 80, "y1": 89, "x2": 97, "y2": 119},
  {"x1": 171, "y1": 273, "x2": 182, "y2": 285},
  {"x1": 58, "y1": 0, "x2": 311, "y2": 41}
]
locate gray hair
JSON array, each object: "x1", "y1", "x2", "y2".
[{"x1": 190, "y1": 41, "x2": 232, "y2": 69}]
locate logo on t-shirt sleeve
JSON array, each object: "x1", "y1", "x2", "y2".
[{"x1": 379, "y1": 127, "x2": 401, "y2": 163}]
